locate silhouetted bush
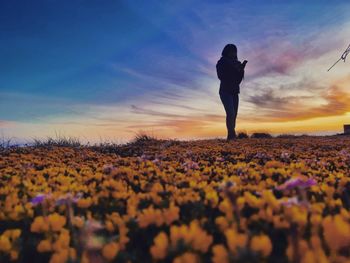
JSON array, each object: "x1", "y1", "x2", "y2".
[
  {"x1": 131, "y1": 130, "x2": 158, "y2": 143},
  {"x1": 251, "y1": 132, "x2": 273, "y2": 138},
  {"x1": 237, "y1": 131, "x2": 249, "y2": 139},
  {"x1": 277, "y1": 134, "x2": 297, "y2": 138}
]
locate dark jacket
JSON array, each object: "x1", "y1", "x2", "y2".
[{"x1": 216, "y1": 56, "x2": 244, "y2": 94}]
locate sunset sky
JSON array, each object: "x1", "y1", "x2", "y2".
[{"x1": 1, "y1": 0, "x2": 350, "y2": 144}]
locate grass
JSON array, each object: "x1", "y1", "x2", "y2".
[
  {"x1": 3, "y1": 129, "x2": 347, "y2": 150},
  {"x1": 0, "y1": 135, "x2": 13, "y2": 149},
  {"x1": 32, "y1": 133, "x2": 82, "y2": 148},
  {"x1": 131, "y1": 130, "x2": 159, "y2": 143}
]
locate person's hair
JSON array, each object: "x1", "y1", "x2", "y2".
[{"x1": 221, "y1": 44, "x2": 237, "y2": 58}]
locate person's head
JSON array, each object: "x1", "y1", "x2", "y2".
[{"x1": 221, "y1": 44, "x2": 237, "y2": 59}]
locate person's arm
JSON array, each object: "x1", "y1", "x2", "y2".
[
  {"x1": 232, "y1": 61, "x2": 245, "y2": 85},
  {"x1": 216, "y1": 61, "x2": 224, "y2": 80},
  {"x1": 237, "y1": 68, "x2": 244, "y2": 84}
]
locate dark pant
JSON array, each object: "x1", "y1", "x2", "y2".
[{"x1": 219, "y1": 91, "x2": 239, "y2": 139}]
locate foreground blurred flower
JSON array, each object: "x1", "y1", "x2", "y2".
[
  {"x1": 0, "y1": 235, "x2": 11, "y2": 252},
  {"x1": 322, "y1": 214, "x2": 350, "y2": 252},
  {"x1": 48, "y1": 213, "x2": 66, "y2": 232},
  {"x1": 212, "y1": 244, "x2": 229, "y2": 263},
  {"x1": 218, "y1": 181, "x2": 236, "y2": 192},
  {"x1": 150, "y1": 232, "x2": 168, "y2": 260},
  {"x1": 173, "y1": 252, "x2": 199, "y2": 263},
  {"x1": 37, "y1": 239, "x2": 52, "y2": 253},
  {"x1": 30, "y1": 193, "x2": 51, "y2": 205},
  {"x1": 181, "y1": 160, "x2": 199, "y2": 170},
  {"x1": 279, "y1": 197, "x2": 299, "y2": 207},
  {"x1": 31, "y1": 216, "x2": 49, "y2": 233},
  {"x1": 225, "y1": 228, "x2": 248, "y2": 254},
  {"x1": 102, "y1": 242, "x2": 119, "y2": 261},
  {"x1": 250, "y1": 234, "x2": 272, "y2": 257},
  {"x1": 56, "y1": 192, "x2": 83, "y2": 206},
  {"x1": 30, "y1": 213, "x2": 66, "y2": 233},
  {"x1": 277, "y1": 176, "x2": 316, "y2": 191},
  {"x1": 150, "y1": 221, "x2": 212, "y2": 261}
]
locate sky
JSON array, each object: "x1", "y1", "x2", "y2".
[{"x1": 1, "y1": 0, "x2": 350, "y2": 144}]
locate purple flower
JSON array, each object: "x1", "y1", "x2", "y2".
[
  {"x1": 30, "y1": 194, "x2": 50, "y2": 205},
  {"x1": 152, "y1": 158, "x2": 160, "y2": 164},
  {"x1": 56, "y1": 192, "x2": 83, "y2": 206},
  {"x1": 102, "y1": 164, "x2": 115, "y2": 174},
  {"x1": 279, "y1": 197, "x2": 299, "y2": 206},
  {"x1": 182, "y1": 160, "x2": 199, "y2": 170},
  {"x1": 216, "y1": 157, "x2": 225, "y2": 162},
  {"x1": 277, "y1": 177, "x2": 317, "y2": 191}
]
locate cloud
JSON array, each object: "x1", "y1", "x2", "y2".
[
  {"x1": 0, "y1": 120, "x2": 14, "y2": 128},
  {"x1": 243, "y1": 28, "x2": 349, "y2": 81},
  {"x1": 130, "y1": 104, "x2": 185, "y2": 118},
  {"x1": 126, "y1": 117, "x2": 222, "y2": 138},
  {"x1": 246, "y1": 75, "x2": 350, "y2": 122},
  {"x1": 147, "y1": 99, "x2": 206, "y2": 112}
]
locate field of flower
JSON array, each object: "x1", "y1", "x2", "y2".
[{"x1": 0, "y1": 136, "x2": 350, "y2": 263}]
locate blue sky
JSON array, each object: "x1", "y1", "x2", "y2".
[{"x1": 1, "y1": 0, "x2": 350, "y2": 142}]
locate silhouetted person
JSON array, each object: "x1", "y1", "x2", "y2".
[{"x1": 216, "y1": 44, "x2": 247, "y2": 141}]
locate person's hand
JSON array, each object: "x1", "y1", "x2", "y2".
[{"x1": 242, "y1": 60, "x2": 248, "y2": 68}]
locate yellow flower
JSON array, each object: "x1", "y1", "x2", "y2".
[
  {"x1": 212, "y1": 244, "x2": 229, "y2": 263},
  {"x1": 81, "y1": 251, "x2": 89, "y2": 263},
  {"x1": 10, "y1": 250, "x2": 19, "y2": 261},
  {"x1": 150, "y1": 232, "x2": 168, "y2": 260},
  {"x1": 72, "y1": 216, "x2": 85, "y2": 229},
  {"x1": 31, "y1": 216, "x2": 49, "y2": 233},
  {"x1": 163, "y1": 204, "x2": 180, "y2": 225},
  {"x1": 244, "y1": 191, "x2": 263, "y2": 208},
  {"x1": 262, "y1": 190, "x2": 279, "y2": 211},
  {"x1": 285, "y1": 206, "x2": 308, "y2": 226},
  {"x1": 301, "y1": 250, "x2": 316, "y2": 263},
  {"x1": 215, "y1": 216, "x2": 230, "y2": 232},
  {"x1": 168, "y1": 221, "x2": 212, "y2": 254},
  {"x1": 0, "y1": 235, "x2": 11, "y2": 252},
  {"x1": 225, "y1": 228, "x2": 247, "y2": 254},
  {"x1": 49, "y1": 249, "x2": 69, "y2": 263},
  {"x1": 105, "y1": 220, "x2": 115, "y2": 232},
  {"x1": 322, "y1": 214, "x2": 350, "y2": 251},
  {"x1": 3, "y1": 229, "x2": 21, "y2": 240},
  {"x1": 310, "y1": 214, "x2": 322, "y2": 227},
  {"x1": 188, "y1": 221, "x2": 213, "y2": 253},
  {"x1": 250, "y1": 234, "x2": 272, "y2": 257},
  {"x1": 218, "y1": 199, "x2": 234, "y2": 220},
  {"x1": 102, "y1": 242, "x2": 119, "y2": 261},
  {"x1": 37, "y1": 239, "x2": 52, "y2": 253},
  {"x1": 173, "y1": 252, "x2": 199, "y2": 263},
  {"x1": 77, "y1": 197, "x2": 92, "y2": 208},
  {"x1": 138, "y1": 206, "x2": 163, "y2": 228},
  {"x1": 205, "y1": 189, "x2": 219, "y2": 207},
  {"x1": 286, "y1": 239, "x2": 309, "y2": 262},
  {"x1": 52, "y1": 230, "x2": 70, "y2": 251},
  {"x1": 48, "y1": 213, "x2": 66, "y2": 232},
  {"x1": 69, "y1": 248, "x2": 77, "y2": 261}
]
